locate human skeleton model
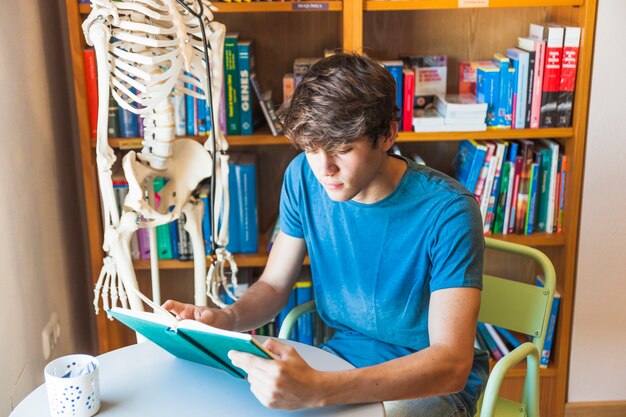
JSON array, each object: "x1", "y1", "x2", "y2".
[{"x1": 82, "y1": 0, "x2": 239, "y2": 317}]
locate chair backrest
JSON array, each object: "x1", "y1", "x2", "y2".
[{"x1": 478, "y1": 238, "x2": 556, "y2": 356}]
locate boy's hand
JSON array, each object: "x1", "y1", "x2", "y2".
[
  {"x1": 162, "y1": 300, "x2": 236, "y2": 330},
  {"x1": 228, "y1": 338, "x2": 329, "y2": 409}
]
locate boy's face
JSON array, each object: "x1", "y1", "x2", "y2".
[{"x1": 305, "y1": 134, "x2": 395, "y2": 204}]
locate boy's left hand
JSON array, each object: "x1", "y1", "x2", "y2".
[{"x1": 228, "y1": 338, "x2": 327, "y2": 410}]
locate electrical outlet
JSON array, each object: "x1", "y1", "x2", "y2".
[{"x1": 42, "y1": 313, "x2": 61, "y2": 360}]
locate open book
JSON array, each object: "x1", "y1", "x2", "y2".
[{"x1": 108, "y1": 307, "x2": 274, "y2": 379}]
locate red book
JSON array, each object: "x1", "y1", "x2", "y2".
[
  {"x1": 557, "y1": 27, "x2": 581, "y2": 127},
  {"x1": 83, "y1": 49, "x2": 98, "y2": 139},
  {"x1": 402, "y1": 69, "x2": 415, "y2": 131},
  {"x1": 530, "y1": 23, "x2": 564, "y2": 128}
]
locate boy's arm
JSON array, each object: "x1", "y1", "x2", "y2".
[
  {"x1": 228, "y1": 231, "x2": 307, "y2": 332},
  {"x1": 228, "y1": 286, "x2": 481, "y2": 409},
  {"x1": 164, "y1": 231, "x2": 306, "y2": 332}
]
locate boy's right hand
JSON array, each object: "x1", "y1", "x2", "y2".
[{"x1": 162, "y1": 300, "x2": 236, "y2": 330}]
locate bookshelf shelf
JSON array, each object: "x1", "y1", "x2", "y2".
[
  {"x1": 489, "y1": 360, "x2": 559, "y2": 378},
  {"x1": 102, "y1": 127, "x2": 573, "y2": 150},
  {"x1": 396, "y1": 128, "x2": 574, "y2": 143},
  {"x1": 364, "y1": 0, "x2": 584, "y2": 12},
  {"x1": 78, "y1": 2, "x2": 342, "y2": 15}
]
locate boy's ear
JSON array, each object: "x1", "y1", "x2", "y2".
[{"x1": 380, "y1": 121, "x2": 399, "y2": 152}]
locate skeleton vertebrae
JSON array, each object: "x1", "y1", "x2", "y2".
[{"x1": 83, "y1": 0, "x2": 238, "y2": 318}]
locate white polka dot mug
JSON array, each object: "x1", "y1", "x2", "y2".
[{"x1": 44, "y1": 354, "x2": 100, "y2": 417}]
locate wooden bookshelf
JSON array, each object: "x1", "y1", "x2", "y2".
[{"x1": 65, "y1": 1, "x2": 597, "y2": 416}]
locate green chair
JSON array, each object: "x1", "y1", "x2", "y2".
[{"x1": 277, "y1": 237, "x2": 556, "y2": 417}]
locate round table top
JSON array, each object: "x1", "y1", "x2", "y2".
[{"x1": 11, "y1": 337, "x2": 385, "y2": 417}]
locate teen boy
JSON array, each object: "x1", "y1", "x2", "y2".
[{"x1": 164, "y1": 53, "x2": 488, "y2": 417}]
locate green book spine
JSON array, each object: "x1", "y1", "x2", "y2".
[
  {"x1": 224, "y1": 34, "x2": 240, "y2": 135},
  {"x1": 492, "y1": 161, "x2": 511, "y2": 234},
  {"x1": 154, "y1": 177, "x2": 173, "y2": 259}
]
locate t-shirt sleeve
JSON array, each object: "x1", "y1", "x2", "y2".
[
  {"x1": 428, "y1": 194, "x2": 484, "y2": 292},
  {"x1": 279, "y1": 159, "x2": 304, "y2": 239}
]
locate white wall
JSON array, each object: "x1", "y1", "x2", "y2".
[
  {"x1": 568, "y1": 0, "x2": 626, "y2": 402},
  {"x1": 0, "y1": 1, "x2": 95, "y2": 415}
]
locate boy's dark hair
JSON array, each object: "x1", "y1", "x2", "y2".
[{"x1": 276, "y1": 53, "x2": 399, "y2": 153}]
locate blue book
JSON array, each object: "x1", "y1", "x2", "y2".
[
  {"x1": 276, "y1": 287, "x2": 298, "y2": 340},
  {"x1": 117, "y1": 105, "x2": 139, "y2": 138},
  {"x1": 507, "y1": 140, "x2": 519, "y2": 163},
  {"x1": 185, "y1": 80, "x2": 197, "y2": 136},
  {"x1": 507, "y1": 48, "x2": 530, "y2": 129},
  {"x1": 108, "y1": 307, "x2": 273, "y2": 379},
  {"x1": 477, "y1": 63, "x2": 500, "y2": 127},
  {"x1": 295, "y1": 281, "x2": 314, "y2": 345},
  {"x1": 235, "y1": 155, "x2": 258, "y2": 254},
  {"x1": 237, "y1": 40, "x2": 255, "y2": 135},
  {"x1": 525, "y1": 161, "x2": 540, "y2": 234},
  {"x1": 197, "y1": 96, "x2": 207, "y2": 135},
  {"x1": 494, "y1": 326, "x2": 522, "y2": 349},
  {"x1": 492, "y1": 53, "x2": 511, "y2": 128},
  {"x1": 200, "y1": 193, "x2": 212, "y2": 255},
  {"x1": 226, "y1": 158, "x2": 240, "y2": 254},
  {"x1": 383, "y1": 60, "x2": 404, "y2": 123},
  {"x1": 506, "y1": 56, "x2": 520, "y2": 128},
  {"x1": 535, "y1": 277, "x2": 561, "y2": 368},
  {"x1": 169, "y1": 212, "x2": 180, "y2": 260},
  {"x1": 172, "y1": 93, "x2": 186, "y2": 136}
]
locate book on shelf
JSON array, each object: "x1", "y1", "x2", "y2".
[
  {"x1": 412, "y1": 107, "x2": 444, "y2": 128},
  {"x1": 401, "y1": 54, "x2": 447, "y2": 111},
  {"x1": 477, "y1": 322, "x2": 503, "y2": 361},
  {"x1": 238, "y1": 39, "x2": 261, "y2": 135},
  {"x1": 83, "y1": 49, "x2": 98, "y2": 139},
  {"x1": 536, "y1": 276, "x2": 561, "y2": 368},
  {"x1": 491, "y1": 53, "x2": 513, "y2": 129},
  {"x1": 402, "y1": 68, "x2": 415, "y2": 131},
  {"x1": 153, "y1": 178, "x2": 174, "y2": 259},
  {"x1": 108, "y1": 307, "x2": 274, "y2": 379},
  {"x1": 494, "y1": 326, "x2": 522, "y2": 350},
  {"x1": 249, "y1": 72, "x2": 283, "y2": 136},
  {"x1": 518, "y1": 36, "x2": 545, "y2": 129},
  {"x1": 557, "y1": 26, "x2": 581, "y2": 127},
  {"x1": 476, "y1": 63, "x2": 499, "y2": 128},
  {"x1": 295, "y1": 281, "x2": 314, "y2": 345},
  {"x1": 282, "y1": 73, "x2": 295, "y2": 104},
  {"x1": 530, "y1": 23, "x2": 564, "y2": 128},
  {"x1": 538, "y1": 138, "x2": 560, "y2": 233},
  {"x1": 458, "y1": 60, "x2": 492, "y2": 96},
  {"x1": 224, "y1": 33, "x2": 241, "y2": 135},
  {"x1": 293, "y1": 57, "x2": 319, "y2": 88},
  {"x1": 506, "y1": 48, "x2": 530, "y2": 129},
  {"x1": 453, "y1": 140, "x2": 487, "y2": 193},
  {"x1": 525, "y1": 159, "x2": 540, "y2": 235},
  {"x1": 485, "y1": 323, "x2": 510, "y2": 357},
  {"x1": 435, "y1": 94, "x2": 487, "y2": 120},
  {"x1": 234, "y1": 153, "x2": 259, "y2": 254},
  {"x1": 382, "y1": 60, "x2": 404, "y2": 124}
]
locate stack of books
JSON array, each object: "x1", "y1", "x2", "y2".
[{"x1": 412, "y1": 94, "x2": 487, "y2": 132}]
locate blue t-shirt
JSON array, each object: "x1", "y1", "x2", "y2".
[{"x1": 279, "y1": 153, "x2": 488, "y2": 404}]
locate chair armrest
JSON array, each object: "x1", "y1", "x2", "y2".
[
  {"x1": 277, "y1": 301, "x2": 316, "y2": 339},
  {"x1": 480, "y1": 342, "x2": 541, "y2": 417}
]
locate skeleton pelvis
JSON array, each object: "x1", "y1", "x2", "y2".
[{"x1": 123, "y1": 138, "x2": 213, "y2": 227}]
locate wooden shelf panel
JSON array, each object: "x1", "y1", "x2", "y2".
[
  {"x1": 397, "y1": 128, "x2": 574, "y2": 143},
  {"x1": 488, "y1": 232, "x2": 566, "y2": 247},
  {"x1": 102, "y1": 127, "x2": 573, "y2": 149},
  {"x1": 364, "y1": 0, "x2": 583, "y2": 12},
  {"x1": 133, "y1": 253, "x2": 310, "y2": 269},
  {"x1": 79, "y1": 2, "x2": 342, "y2": 15}
]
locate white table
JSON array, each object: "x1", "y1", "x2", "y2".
[{"x1": 11, "y1": 337, "x2": 385, "y2": 417}]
